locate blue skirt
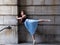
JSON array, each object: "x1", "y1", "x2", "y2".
[{"x1": 24, "y1": 19, "x2": 39, "y2": 35}]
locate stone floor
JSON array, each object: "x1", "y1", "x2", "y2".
[{"x1": 1, "y1": 44, "x2": 59, "y2": 45}]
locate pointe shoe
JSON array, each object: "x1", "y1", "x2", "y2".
[{"x1": 33, "y1": 40, "x2": 35, "y2": 45}]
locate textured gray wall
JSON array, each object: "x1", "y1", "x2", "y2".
[
  {"x1": 18, "y1": 0, "x2": 60, "y2": 43},
  {"x1": 0, "y1": 0, "x2": 18, "y2": 44}
]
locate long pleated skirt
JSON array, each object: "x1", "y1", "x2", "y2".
[{"x1": 24, "y1": 19, "x2": 39, "y2": 35}]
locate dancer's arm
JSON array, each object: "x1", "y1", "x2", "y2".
[
  {"x1": 16, "y1": 15, "x2": 26, "y2": 19},
  {"x1": 16, "y1": 17, "x2": 22, "y2": 19}
]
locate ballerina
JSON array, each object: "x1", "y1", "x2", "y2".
[{"x1": 16, "y1": 10, "x2": 51, "y2": 45}]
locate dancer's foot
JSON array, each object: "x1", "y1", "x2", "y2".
[{"x1": 33, "y1": 40, "x2": 35, "y2": 45}]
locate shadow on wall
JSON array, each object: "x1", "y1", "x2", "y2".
[
  {"x1": 36, "y1": 25, "x2": 56, "y2": 43},
  {"x1": 18, "y1": 24, "x2": 28, "y2": 43}
]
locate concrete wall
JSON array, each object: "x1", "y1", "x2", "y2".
[
  {"x1": 18, "y1": 0, "x2": 60, "y2": 43},
  {"x1": 0, "y1": 0, "x2": 18, "y2": 44},
  {"x1": 0, "y1": 0, "x2": 60, "y2": 44}
]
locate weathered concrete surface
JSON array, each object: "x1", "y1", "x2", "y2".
[
  {"x1": 0, "y1": 0, "x2": 18, "y2": 44},
  {"x1": 0, "y1": 0, "x2": 17, "y2": 4},
  {"x1": 0, "y1": 6, "x2": 17, "y2": 15},
  {"x1": 19, "y1": 0, "x2": 60, "y2": 5},
  {"x1": 0, "y1": 26, "x2": 18, "y2": 44},
  {"x1": 4, "y1": 16, "x2": 17, "y2": 25}
]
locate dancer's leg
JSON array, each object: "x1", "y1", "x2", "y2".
[
  {"x1": 38, "y1": 19, "x2": 51, "y2": 22},
  {"x1": 32, "y1": 35, "x2": 35, "y2": 45}
]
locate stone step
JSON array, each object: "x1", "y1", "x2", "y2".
[{"x1": 4, "y1": 44, "x2": 59, "y2": 45}]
